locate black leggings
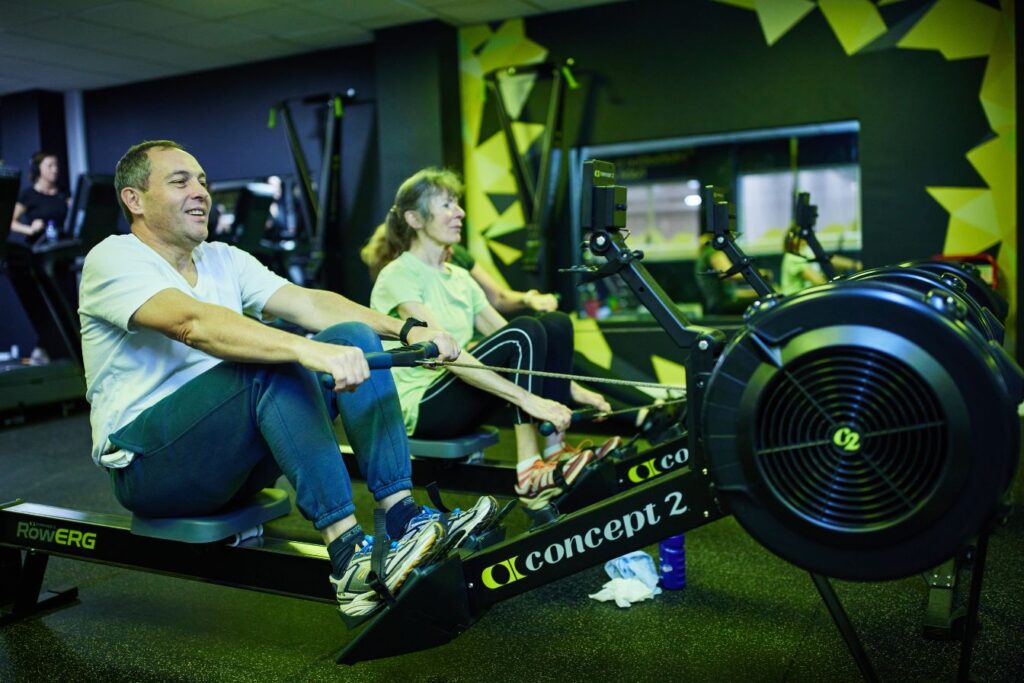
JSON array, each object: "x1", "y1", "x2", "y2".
[{"x1": 413, "y1": 313, "x2": 573, "y2": 438}]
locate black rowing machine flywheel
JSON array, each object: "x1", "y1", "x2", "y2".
[
  {"x1": 848, "y1": 263, "x2": 1004, "y2": 343},
  {"x1": 701, "y1": 280, "x2": 1020, "y2": 581}
]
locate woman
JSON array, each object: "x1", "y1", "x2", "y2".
[
  {"x1": 366, "y1": 168, "x2": 613, "y2": 510},
  {"x1": 6, "y1": 151, "x2": 71, "y2": 364},
  {"x1": 9, "y1": 151, "x2": 69, "y2": 245}
]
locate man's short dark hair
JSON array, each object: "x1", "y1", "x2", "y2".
[{"x1": 114, "y1": 140, "x2": 185, "y2": 224}]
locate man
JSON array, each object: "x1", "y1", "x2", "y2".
[{"x1": 78, "y1": 140, "x2": 495, "y2": 619}]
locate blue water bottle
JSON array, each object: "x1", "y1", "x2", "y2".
[{"x1": 658, "y1": 533, "x2": 686, "y2": 589}]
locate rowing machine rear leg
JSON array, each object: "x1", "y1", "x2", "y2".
[{"x1": 0, "y1": 547, "x2": 78, "y2": 626}]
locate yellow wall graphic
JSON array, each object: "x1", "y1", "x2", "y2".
[{"x1": 458, "y1": 19, "x2": 547, "y2": 290}]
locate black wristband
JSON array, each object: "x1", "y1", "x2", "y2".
[{"x1": 399, "y1": 318, "x2": 428, "y2": 345}]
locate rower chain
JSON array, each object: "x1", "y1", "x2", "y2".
[
  {"x1": 416, "y1": 360, "x2": 687, "y2": 394},
  {"x1": 592, "y1": 397, "x2": 687, "y2": 418}
]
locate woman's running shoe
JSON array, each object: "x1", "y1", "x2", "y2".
[
  {"x1": 516, "y1": 449, "x2": 595, "y2": 510},
  {"x1": 543, "y1": 435, "x2": 621, "y2": 464}
]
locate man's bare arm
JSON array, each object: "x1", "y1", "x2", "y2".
[{"x1": 131, "y1": 288, "x2": 370, "y2": 389}]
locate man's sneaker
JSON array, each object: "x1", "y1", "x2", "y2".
[
  {"x1": 331, "y1": 521, "x2": 444, "y2": 619},
  {"x1": 403, "y1": 496, "x2": 498, "y2": 550}
]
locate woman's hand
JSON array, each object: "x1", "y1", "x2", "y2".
[
  {"x1": 523, "y1": 289, "x2": 558, "y2": 313},
  {"x1": 407, "y1": 325, "x2": 461, "y2": 362},
  {"x1": 519, "y1": 393, "x2": 573, "y2": 433},
  {"x1": 571, "y1": 381, "x2": 611, "y2": 415}
]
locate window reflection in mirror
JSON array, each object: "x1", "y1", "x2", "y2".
[{"x1": 571, "y1": 121, "x2": 861, "y2": 320}]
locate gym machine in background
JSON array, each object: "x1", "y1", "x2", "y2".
[
  {"x1": 0, "y1": 170, "x2": 93, "y2": 416},
  {"x1": 268, "y1": 90, "x2": 364, "y2": 292}
]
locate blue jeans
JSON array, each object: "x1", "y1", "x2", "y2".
[{"x1": 108, "y1": 322, "x2": 412, "y2": 530}]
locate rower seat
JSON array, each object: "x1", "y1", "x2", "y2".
[
  {"x1": 407, "y1": 427, "x2": 499, "y2": 462},
  {"x1": 130, "y1": 488, "x2": 291, "y2": 544}
]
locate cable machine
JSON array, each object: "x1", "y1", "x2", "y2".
[
  {"x1": 268, "y1": 90, "x2": 361, "y2": 291},
  {"x1": 483, "y1": 58, "x2": 579, "y2": 280}
]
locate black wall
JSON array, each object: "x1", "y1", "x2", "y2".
[
  {"x1": 0, "y1": 90, "x2": 69, "y2": 194},
  {"x1": 375, "y1": 22, "x2": 463, "y2": 205},
  {"x1": 83, "y1": 46, "x2": 377, "y2": 183}
]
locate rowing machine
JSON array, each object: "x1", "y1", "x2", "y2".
[
  {"x1": 334, "y1": 161, "x2": 1021, "y2": 682},
  {"x1": 1, "y1": 343, "x2": 505, "y2": 626}
]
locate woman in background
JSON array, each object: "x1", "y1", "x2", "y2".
[
  {"x1": 6, "y1": 151, "x2": 71, "y2": 364},
  {"x1": 779, "y1": 226, "x2": 862, "y2": 295},
  {"x1": 9, "y1": 151, "x2": 69, "y2": 246}
]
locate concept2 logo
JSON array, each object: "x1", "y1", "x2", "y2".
[
  {"x1": 831, "y1": 427, "x2": 861, "y2": 453},
  {"x1": 481, "y1": 557, "x2": 527, "y2": 589},
  {"x1": 626, "y1": 447, "x2": 690, "y2": 484},
  {"x1": 480, "y1": 492, "x2": 691, "y2": 589},
  {"x1": 15, "y1": 521, "x2": 97, "y2": 550}
]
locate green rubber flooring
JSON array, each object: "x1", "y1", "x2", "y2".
[{"x1": 1, "y1": 407, "x2": 1022, "y2": 682}]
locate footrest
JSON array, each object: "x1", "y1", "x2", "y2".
[
  {"x1": 337, "y1": 553, "x2": 476, "y2": 664},
  {"x1": 460, "y1": 524, "x2": 506, "y2": 552},
  {"x1": 408, "y1": 427, "x2": 499, "y2": 461},
  {"x1": 523, "y1": 503, "x2": 560, "y2": 528},
  {"x1": 549, "y1": 457, "x2": 619, "y2": 516},
  {"x1": 130, "y1": 488, "x2": 291, "y2": 543}
]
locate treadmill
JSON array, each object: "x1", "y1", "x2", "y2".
[{"x1": 0, "y1": 170, "x2": 86, "y2": 415}]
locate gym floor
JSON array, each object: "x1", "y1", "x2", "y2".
[{"x1": 1, "y1": 406, "x2": 1022, "y2": 682}]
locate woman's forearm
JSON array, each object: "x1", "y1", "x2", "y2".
[{"x1": 444, "y1": 348, "x2": 528, "y2": 405}]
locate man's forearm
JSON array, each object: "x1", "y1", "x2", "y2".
[{"x1": 179, "y1": 302, "x2": 313, "y2": 363}]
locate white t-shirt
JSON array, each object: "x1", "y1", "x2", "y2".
[{"x1": 78, "y1": 235, "x2": 288, "y2": 465}]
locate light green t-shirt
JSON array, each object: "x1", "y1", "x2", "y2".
[
  {"x1": 780, "y1": 245, "x2": 823, "y2": 295},
  {"x1": 370, "y1": 251, "x2": 488, "y2": 433}
]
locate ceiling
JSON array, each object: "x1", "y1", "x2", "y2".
[{"x1": 0, "y1": 0, "x2": 623, "y2": 97}]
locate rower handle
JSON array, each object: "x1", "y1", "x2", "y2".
[
  {"x1": 538, "y1": 409, "x2": 597, "y2": 436},
  {"x1": 321, "y1": 342, "x2": 438, "y2": 389}
]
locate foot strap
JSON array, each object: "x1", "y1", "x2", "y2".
[
  {"x1": 491, "y1": 500, "x2": 519, "y2": 530},
  {"x1": 366, "y1": 509, "x2": 396, "y2": 607},
  {"x1": 425, "y1": 482, "x2": 452, "y2": 514}
]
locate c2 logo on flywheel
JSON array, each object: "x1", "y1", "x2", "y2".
[{"x1": 831, "y1": 426, "x2": 861, "y2": 453}]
